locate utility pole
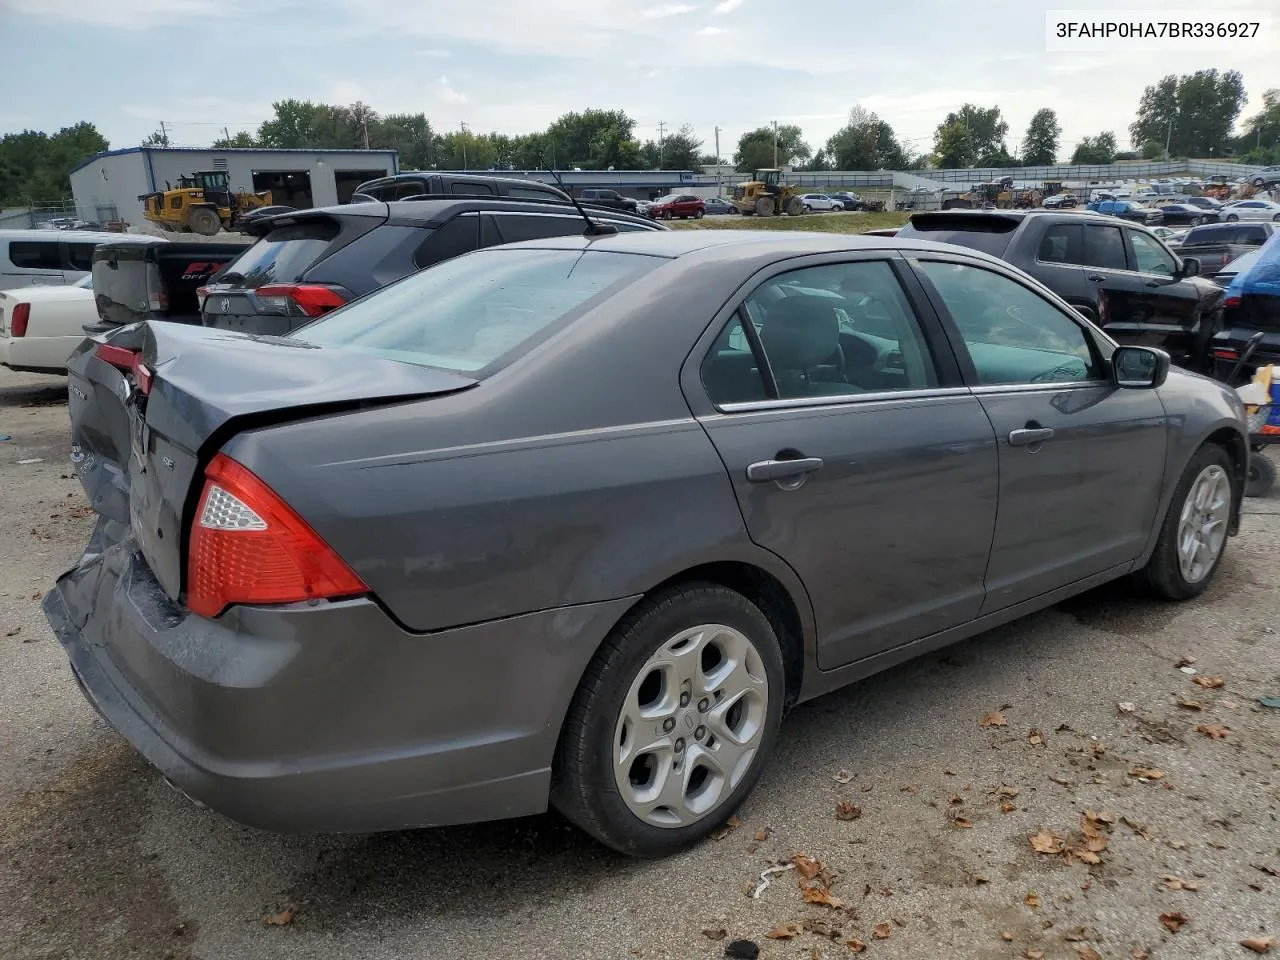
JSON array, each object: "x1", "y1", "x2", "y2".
[
  {"x1": 772, "y1": 120, "x2": 779, "y2": 168},
  {"x1": 361, "y1": 116, "x2": 370, "y2": 150},
  {"x1": 222, "y1": 126, "x2": 230, "y2": 144},
  {"x1": 715, "y1": 125, "x2": 722, "y2": 197},
  {"x1": 159, "y1": 120, "x2": 168, "y2": 146},
  {"x1": 460, "y1": 122, "x2": 468, "y2": 169},
  {"x1": 657, "y1": 121, "x2": 667, "y2": 168},
  {"x1": 1165, "y1": 116, "x2": 1174, "y2": 158}
]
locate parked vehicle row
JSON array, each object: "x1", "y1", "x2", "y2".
[{"x1": 46, "y1": 225, "x2": 1247, "y2": 859}]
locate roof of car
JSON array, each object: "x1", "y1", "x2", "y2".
[{"x1": 265, "y1": 197, "x2": 659, "y2": 229}]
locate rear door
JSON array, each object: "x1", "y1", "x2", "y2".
[
  {"x1": 912, "y1": 255, "x2": 1166, "y2": 612},
  {"x1": 2, "y1": 238, "x2": 66, "y2": 288},
  {"x1": 1027, "y1": 220, "x2": 1090, "y2": 313},
  {"x1": 686, "y1": 254, "x2": 999, "y2": 669}
]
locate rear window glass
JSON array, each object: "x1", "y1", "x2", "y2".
[
  {"x1": 897, "y1": 220, "x2": 1016, "y2": 258},
  {"x1": 1182, "y1": 225, "x2": 1235, "y2": 246},
  {"x1": 292, "y1": 249, "x2": 660, "y2": 373},
  {"x1": 221, "y1": 221, "x2": 339, "y2": 289}
]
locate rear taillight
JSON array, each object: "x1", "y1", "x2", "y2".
[
  {"x1": 11, "y1": 303, "x2": 30, "y2": 337},
  {"x1": 1213, "y1": 348, "x2": 1239, "y2": 360},
  {"x1": 95, "y1": 342, "x2": 152, "y2": 394},
  {"x1": 254, "y1": 283, "x2": 346, "y2": 318},
  {"x1": 187, "y1": 453, "x2": 368, "y2": 618},
  {"x1": 196, "y1": 285, "x2": 210, "y2": 312},
  {"x1": 1225, "y1": 295, "x2": 1241, "y2": 309}
]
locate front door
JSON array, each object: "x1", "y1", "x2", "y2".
[
  {"x1": 913, "y1": 257, "x2": 1168, "y2": 612},
  {"x1": 689, "y1": 256, "x2": 999, "y2": 669}
]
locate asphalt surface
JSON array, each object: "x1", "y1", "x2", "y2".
[{"x1": 1, "y1": 365, "x2": 1277, "y2": 960}]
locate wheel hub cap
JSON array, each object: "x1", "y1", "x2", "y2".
[
  {"x1": 1177, "y1": 464, "x2": 1230, "y2": 584},
  {"x1": 612, "y1": 623, "x2": 769, "y2": 828}
]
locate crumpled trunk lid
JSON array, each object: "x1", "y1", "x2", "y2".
[{"x1": 66, "y1": 322, "x2": 477, "y2": 606}]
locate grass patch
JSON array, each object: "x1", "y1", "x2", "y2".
[{"x1": 668, "y1": 211, "x2": 910, "y2": 234}]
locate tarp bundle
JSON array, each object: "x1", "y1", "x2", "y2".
[{"x1": 1226, "y1": 229, "x2": 1280, "y2": 300}]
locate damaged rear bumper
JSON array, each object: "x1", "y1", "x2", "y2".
[{"x1": 44, "y1": 518, "x2": 635, "y2": 833}]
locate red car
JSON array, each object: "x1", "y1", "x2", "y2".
[{"x1": 645, "y1": 193, "x2": 705, "y2": 220}]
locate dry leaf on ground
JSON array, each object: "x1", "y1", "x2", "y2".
[
  {"x1": 802, "y1": 886, "x2": 845, "y2": 909},
  {"x1": 836, "y1": 801, "x2": 862, "y2": 821},
  {"x1": 1030, "y1": 830, "x2": 1066, "y2": 854},
  {"x1": 1025, "y1": 892, "x2": 1041, "y2": 908},
  {"x1": 1076, "y1": 851, "x2": 1102, "y2": 865},
  {"x1": 833, "y1": 769, "x2": 854, "y2": 784},
  {"x1": 1049, "y1": 775, "x2": 1073, "y2": 786},
  {"x1": 1129, "y1": 765, "x2": 1165, "y2": 780},
  {"x1": 1160, "y1": 911, "x2": 1189, "y2": 933},
  {"x1": 981, "y1": 710, "x2": 1008, "y2": 727},
  {"x1": 711, "y1": 815, "x2": 743, "y2": 840},
  {"x1": 1241, "y1": 936, "x2": 1274, "y2": 954},
  {"x1": 1196, "y1": 723, "x2": 1230, "y2": 739},
  {"x1": 1193, "y1": 675, "x2": 1225, "y2": 689},
  {"x1": 767, "y1": 923, "x2": 804, "y2": 940},
  {"x1": 754, "y1": 828, "x2": 771, "y2": 842},
  {"x1": 1001, "y1": 931, "x2": 1015, "y2": 941},
  {"x1": 872, "y1": 922, "x2": 892, "y2": 940},
  {"x1": 1079, "y1": 948, "x2": 1102, "y2": 960},
  {"x1": 1024, "y1": 950, "x2": 1045, "y2": 959},
  {"x1": 1001, "y1": 801, "x2": 1017, "y2": 813},
  {"x1": 1175, "y1": 655, "x2": 1196, "y2": 667},
  {"x1": 900, "y1": 783, "x2": 918, "y2": 793},
  {"x1": 1163, "y1": 875, "x2": 1199, "y2": 891},
  {"x1": 1028, "y1": 729, "x2": 1045, "y2": 747},
  {"x1": 702, "y1": 928, "x2": 727, "y2": 941},
  {"x1": 1118, "y1": 701, "x2": 1137, "y2": 714},
  {"x1": 1177, "y1": 698, "x2": 1205, "y2": 710},
  {"x1": 263, "y1": 908, "x2": 295, "y2": 926},
  {"x1": 792, "y1": 854, "x2": 823, "y2": 880},
  {"x1": 1131, "y1": 949, "x2": 1151, "y2": 959},
  {"x1": 997, "y1": 785, "x2": 1020, "y2": 798},
  {"x1": 846, "y1": 939, "x2": 867, "y2": 953}
]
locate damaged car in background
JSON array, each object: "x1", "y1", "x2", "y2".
[{"x1": 46, "y1": 230, "x2": 1247, "y2": 857}]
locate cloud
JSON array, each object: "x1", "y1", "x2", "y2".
[
  {"x1": 643, "y1": 3, "x2": 695, "y2": 17},
  {"x1": 420, "y1": 48, "x2": 450, "y2": 57},
  {"x1": 436, "y1": 75, "x2": 467, "y2": 104},
  {"x1": 6, "y1": 0, "x2": 244, "y2": 27},
  {"x1": 701, "y1": 25, "x2": 725, "y2": 34},
  {"x1": 329, "y1": 79, "x2": 369, "y2": 103},
  {"x1": 713, "y1": 0, "x2": 743, "y2": 12}
]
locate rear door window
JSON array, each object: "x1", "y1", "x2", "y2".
[
  {"x1": 482, "y1": 213, "x2": 591, "y2": 245},
  {"x1": 1036, "y1": 223, "x2": 1083, "y2": 264},
  {"x1": 8, "y1": 241, "x2": 62, "y2": 270},
  {"x1": 393, "y1": 179, "x2": 431, "y2": 200},
  {"x1": 64, "y1": 242, "x2": 98, "y2": 272},
  {"x1": 414, "y1": 213, "x2": 480, "y2": 267},
  {"x1": 1082, "y1": 224, "x2": 1127, "y2": 270},
  {"x1": 219, "y1": 220, "x2": 340, "y2": 288},
  {"x1": 1240, "y1": 226, "x2": 1268, "y2": 245},
  {"x1": 451, "y1": 180, "x2": 495, "y2": 196},
  {"x1": 293, "y1": 249, "x2": 661, "y2": 373}
]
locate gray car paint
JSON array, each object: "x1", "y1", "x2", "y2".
[{"x1": 45, "y1": 230, "x2": 1248, "y2": 834}]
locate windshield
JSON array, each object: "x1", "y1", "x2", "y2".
[{"x1": 292, "y1": 249, "x2": 661, "y2": 373}]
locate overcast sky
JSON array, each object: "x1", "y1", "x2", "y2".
[{"x1": 1, "y1": 0, "x2": 1277, "y2": 163}]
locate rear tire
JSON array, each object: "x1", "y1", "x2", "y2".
[
  {"x1": 694, "y1": 209, "x2": 704, "y2": 219},
  {"x1": 754, "y1": 196, "x2": 776, "y2": 217},
  {"x1": 550, "y1": 583, "x2": 785, "y2": 858},
  {"x1": 1246, "y1": 452, "x2": 1276, "y2": 498},
  {"x1": 1135, "y1": 444, "x2": 1235, "y2": 600},
  {"x1": 1226, "y1": 214, "x2": 1239, "y2": 222},
  {"x1": 187, "y1": 207, "x2": 221, "y2": 236}
]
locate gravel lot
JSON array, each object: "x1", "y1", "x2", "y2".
[{"x1": 1, "y1": 365, "x2": 1277, "y2": 960}]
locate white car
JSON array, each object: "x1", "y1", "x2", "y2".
[
  {"x1": 1222, "y1": 199, "x2": 1280, "y2": 222},
  {"x1": 0, "y1": 275, "x2": 95, "y2": 374},
  {"x1": 799, "y1": 194, "x2": 844, "y2": 212}
]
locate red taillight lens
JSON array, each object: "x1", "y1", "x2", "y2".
[
  {"x1": 94, "y1": 342, "x2": 152, "y2": 394},
  {"x1": 1213, "y1": 348, "x2": 1239, "y2": 359},
  {"x1": 187, "y1": 453, "x2": 368, "y2": 618},
  {"x1": 1224, "y1": 295, "x2": 1241, "y2": 309},
  {"x1": 11, "y1": 303, "x2": 30, "y2": 337},
  {"x1": 254, "y1": 283, "x2": 346, "y2": 318}
]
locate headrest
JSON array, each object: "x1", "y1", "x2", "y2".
[{"x1": 760, "y1": 296, "x2": 840, "y2": 371}]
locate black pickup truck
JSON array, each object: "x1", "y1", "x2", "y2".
[
  {"x1": 1176, "y1": 221, "x2": 1277, "y2": 284},
  {"x1": 897, "y1": 210, "x2": 1226, "y2": 371},
  {"x1": 576, "y1": 188, "x2": 640, "y2": 213}
]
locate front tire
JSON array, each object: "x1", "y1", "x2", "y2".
[
  {"x1": 1136, "y1": 445, "x2": 1235, "y2": 600},
  {"x1": 551, "y1": 583, "x2": 785, "y2": 858},
  {"x1": 1226, "y1": 214, "x2": 1239, "y2": 222}
]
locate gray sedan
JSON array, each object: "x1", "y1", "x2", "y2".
[{"x1": 46, "y1": 230, "x2": 1248, "y2": 857}]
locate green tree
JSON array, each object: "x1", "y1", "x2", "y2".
[
  {"x1": 825, "y1": 106, "x2": 909, "y2": 170},
  {"x1": 932, "y1": 119, "x2": 975, "y2": 169},
  {"x1": 1141, "y1": 139, "x2": 1165, "y2": 159},
  {"x1": 1070, "y1": 131, "x2": 1118, "y2": 165},
  {"x1": 1129, "y1": 70, "x2": 1246, "y2": 156},
  {"x1": 542, "y1": 109, "x2": 638, "y2": 169},
  {"x1": 1021, "y1": 108, "x2": 1061, "y2": 165},
  {"x1": 658, "y1": 124, "x2": 702, "y2": 170},
  {"x1": 141, "y1": 129, "x2": 171, "y2": 147},
  {"x1": 933, "y1": 104, "x2": 1008, "y2": 168},
  {"x1": 800, "y1": 148, "x2": 831, "y2": 171},
  {"x1": 1235, "y1": 88, "x2": 1280, "y2": 162},
  {"x1": 370, "y1": 113, "x2": 438, "y2": 169},
  {"x1": 212, "y1": 130, "x2": 258, "y2": 148},
  {"x1": 0, "y1": 123, "x2": 109, "y2": 204},
  {"x1": 734, "y1": 124, "x2": 810, "y2": 171},
  {"x1": 257, "y1": 99, "x2": 326, "y2": 148}
]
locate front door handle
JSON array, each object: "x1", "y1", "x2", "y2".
[
  {"x1": 1087, "y1": 274, "x2": 1106, "y2": 282},
  {"x1": 1008, "y1": 427, "x2": 1055, "y2": 447},
  {"x1": 746, "y1": 457, "x2": 824, "y2": 482}
]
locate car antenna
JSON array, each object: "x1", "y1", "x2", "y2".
[{"x1": 541, "y1": 159, "x2": 617, "y2": 237}]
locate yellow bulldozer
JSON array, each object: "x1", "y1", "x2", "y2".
[
  {"x1": 139, "y1": 171, "x2": 273, "y2": 236},
  {"x1": 731, "y1": 168, "x2": 806, "y2": 217}
]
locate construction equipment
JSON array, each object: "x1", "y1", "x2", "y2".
[
  {"x1": 139, "y1": 171, "x2": 273, "y2": 236},
  {"x1": 731, "y1": 169, "x2": 806, "y2": 217}
]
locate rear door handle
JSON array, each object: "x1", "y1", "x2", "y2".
[
  {"x1": 1088, "y1": 274, "x2": 1106, "y2": 282},
  {"x1": 746, "y1": 457, "x2": 824, "y2": 482},
  {"x1": 1008, "y1": 427, "x2": 1055, "y2": 447}
]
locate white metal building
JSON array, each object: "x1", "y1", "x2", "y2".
[{"x1": 69, "y1": 147, "x2": 399, "y2": 225}]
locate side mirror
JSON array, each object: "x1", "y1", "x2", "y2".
[
  {"x1": 1113, "y1": 346, "x2": 1170, "y2": 389},
  {"x1": 1178, "y1": 256, "x2": 1201, "y2": 278}
]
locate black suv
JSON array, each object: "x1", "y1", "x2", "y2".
[
  {"x1": 199, "y1": 197, "x2": 662, "y2": 335},
  {"x1": 897, "y1": 210, "x2": 1226, "y2": 370},
  {"x1": 351, "y1": 172, "x2": 568, "y2": 204},
  {"x1": 577, "y1": 188, "x2": 639, "y2": 213}
]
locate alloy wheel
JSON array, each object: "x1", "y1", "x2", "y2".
[
  {"x1": 612, "y1": 623, "x2": 769, "y2": 828},
  {"x1": 1177, "y1": 464, "x2": 1230, "y2": 584}
]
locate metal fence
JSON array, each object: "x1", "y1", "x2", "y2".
[{"x1": 0, "y1": 201, "x2": 121, "y2": 229}]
